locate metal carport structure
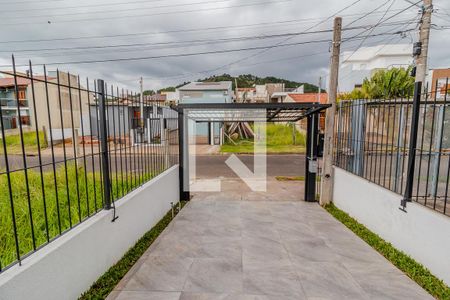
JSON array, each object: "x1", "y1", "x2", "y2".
[{"x1": 175, "y1": 102, "x2": 331, "y2": 202}]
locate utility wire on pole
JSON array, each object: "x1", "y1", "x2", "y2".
[
  {"x1": 139, "y1": 77, "x2": 144, "y2": 142},
  {"x1": 414, "y1": 0, "x2": 432, "y2": 85},
  {"x1": 320, "y1": 17, "x2": 342, "y2": 206},
  {"x1": 317, "y1": 76, "x2": 322, "y2": 103},
  {"x1": 402, "y1": 0, "x2": 433, "y2": 210}
]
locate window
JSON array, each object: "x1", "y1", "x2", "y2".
[{"x1": 18, "y1": 89, "x2": 26, "y2": 100}]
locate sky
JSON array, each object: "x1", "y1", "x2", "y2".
[{"x1": 0, "y1": 0, "x2": 449, "y2": 92}]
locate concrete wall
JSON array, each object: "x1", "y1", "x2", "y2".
[
  {"x1": 0, "y1": 165, "x2": 179, "y2": 300},
  {"x1": 333, "y1": 167, "x2": 450, "y2": 286}
]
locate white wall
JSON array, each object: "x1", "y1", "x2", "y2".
[
  {"x1": 0, "y1": 166, "x2": 179, "y2": 300},
  {"x1": 333, "y1": 167, "x2": 450, "y2": 286}
]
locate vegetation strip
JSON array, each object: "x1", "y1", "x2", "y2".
[
  {"x1": 324, "y1": 203, "x2": 450, "y2": 300},
  {"x1": 275, "y1": 176, "x2": 305, "y2": 181},
  {"x1": 79, "y1": 201, "x2": 187, "y2": 300}
]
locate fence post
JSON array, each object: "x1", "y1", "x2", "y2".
[
  {"x1": 178, "y1": 109, "x2": 190, "y2": 201},
  {"x1": 98, "y1": 79, "x2": 111, "y2": 209},
  {"x1": 401, "y1": 81, "x2": 422, "y2": 210}
]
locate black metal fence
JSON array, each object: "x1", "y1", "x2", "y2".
[
  {"x1": 334, "y1": 79, "x2": 449, "y2": 217},
  {"x1": 0, "y1": 59, "x2": 178, "y2": 272}
]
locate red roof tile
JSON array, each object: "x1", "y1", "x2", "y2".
[
  {"x1": 287, "y1": 93, "x2": 328, "y2": 104},
  {"x1": 0, "y1": 77, "x2": 30, "y2": 88}
]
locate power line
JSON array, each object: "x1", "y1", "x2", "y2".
[
  {"x1": 3, "y1": 32, "x2": 403, "y2": 67},
  {"x1": 0, "y1": 10, "x2": 417, "y2": 44},
  {"x1": 1, "y1": 0, "x2": 65, "y2": 4},
  {"x1": 342, "y1": 0, "x2": 421, "y2": 43},
  {"x1": 0, "y1": 0, "x2": 235, "y2": 20},
  {"x1": 4, "y1": 22, "x2": 408, "y2": 54},
  {"x1": 0, "y1": 0, "x2": 292, "y2": 26},
  {"x1": 11, "y1": 22, "x2": 413, "y2": 61},
  {"x1": 345, "y1": 0, "x2": 392, "y2": 27},
  {"x1": 342, "y1": 0, "x2": 398, "y2": 63},
  {"x1": 5, "y1": 29, "x2": 334, "y2": 53},
  {"x1": 192, "y1": 0, "x2": 364, "y2": 80},
  {"x1": 0, "y1": 0, "x2": 167, "y2": 13}
]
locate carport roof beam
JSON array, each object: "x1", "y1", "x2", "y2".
[{"x1": 175, "y1": 102, "x2": 330, "y2": 122}]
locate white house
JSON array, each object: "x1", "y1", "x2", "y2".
[
  {"x1": 177, "y1": 81, "x2": 233, "y2": 145},
  {"x1": 339, "y1": 44, "x2": 413, "y2": 93}
]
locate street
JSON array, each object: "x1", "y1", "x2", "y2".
[
  {"x1": 195, "y1": 154, "x2": 305, "y2": 178},
  {"x1": 0, "y1": 152, "x2": 305, "y2": 178}
]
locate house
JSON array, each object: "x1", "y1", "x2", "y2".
[
  {"x1": 88, "y1": 101, "x2": 177, "y2": 145},
  {"x1": 286, "y1": 93, "x2": 328, "y2": 131},
  {"x1": 236, "y1": 87, "x2": 256, "y2": 103},
  {"x1": 160, "y1": 91, "x2": 179, "y2": 104},
  {"x1": 236, "y1": 83, "x2": 287, "y2": 103},
  {"x1": 339, "y1": 44, "x2": 413, "y2": 93},
  {"x1": 427, "y1": 68, "x2": 450, "y2": 99},
  {"x1": 177, "y1": 81, "x2": 232, "y2": 145},
  {"x1": 143, "y1": 93, "x2": 166, "y2": 105},
  {"x1": 0, "y1": 71, "x2": 91, "y2": 142},
  {"x1": 178, "y1": 81, "x2": 232, "y2": 104},
  {"x1": 0, "y1": 76, "x2": 33, "y2": 131}
]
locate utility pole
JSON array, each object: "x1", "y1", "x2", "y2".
[
  {"x1": 139, "y1": 77, "x2": 144, "y2": 143},
  {"x1": 320, "y1": 17, "x2": 342, "y2": 206},
  {"x1": 402, "y1": 0, "x2": 432, "y2": 210},
  {"x1": 414, "y1": 0, "x2": 432, "y2": 85},
  {"x1": 317, "y1": 76, "x2": 322, "y2": 103},
  {"x1": 234, "y1": 78, "x2": 239, "y2": 102}
]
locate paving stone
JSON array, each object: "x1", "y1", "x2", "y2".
[
  {"x1": 243, "y1": 259, "x2": 305, "y2": 297},
  {"x1": 293, "y1": 262, "x2": 369, "y2": 299},
  {"x1": 107, "y1": 291, "x2": 181, "y2": 300},
  {"x1": 119, "y1": 256, "x2": 193, "y2": 292},
  {"x1": 108, "y1": 195, "x2": 433, "y2": 300},
  {"x1": 184, "y1": 258, "x2": 243, "y2": 293}
]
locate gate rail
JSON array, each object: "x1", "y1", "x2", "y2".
[
  {"x1": 334, "y1": 79, "x2": 449, "y2": 216},
  {"x1": 0, "y1": 58, "x2": 178, "y2": 273}
]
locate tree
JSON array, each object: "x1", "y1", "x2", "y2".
[
  {"x1": 339, "y1": 66, "x2": 415, "y2": 100},
  {"x1": 362, "y1": 67, "x2": 414, "y2": 99},
  {"x1": 158, "y1": 87, "x2": 176, "y2": 93},
  {"x1": 143, "y1": 90, "x2": 155, "y2": 96}
]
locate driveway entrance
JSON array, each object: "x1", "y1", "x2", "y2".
[{"x1": 108, "y1": 195, "x2": 432, "y2": 300}]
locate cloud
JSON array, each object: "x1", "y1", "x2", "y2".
[{"x1": 0, "y1": 0, "x2": 449, "y2": 91}]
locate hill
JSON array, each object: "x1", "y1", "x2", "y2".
[
  {"x1": 156, "y1": 74, "x2": 322, "y2": 93},
  {"x1": 198, "y1": 74, "x2": 320, "y2": 92}
]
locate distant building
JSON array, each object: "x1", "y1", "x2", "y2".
[
  {"x1": 285, "y1": 93, "x2": 328, "y2": 131},
  {"x1": 427, "y1": 68, "x2": 450, "y2": 99},
  {"x1": 0, "y1": 71, "x2": 91, "y2": 142},
  {"x1": 339, "y1": 44, "x2": 413, "y2": 93},
  {"x1": 236, "y1": 83, "x2": 287, "y2": 103},
  {"x1": 143, "y1": 93, "x2": 166, "y2": 104},
  {"x1": 177, "y1": 81, "x2": 233, "y2": 145},
  {"x1": 160, "y1": 91, "x2": 179, "y2": 104},
  {"x1": 178, "y1": 81, "x2": 232, "y2": 104}
]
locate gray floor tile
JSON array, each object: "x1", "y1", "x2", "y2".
[
  {"x1": 294, "y1": 262, "x2": 369, "y2": 299},
  {"x1": 351, "y1": 270, "x2": 434, "y2": 299},
  {"x1": 243, "y1": 259, "x2": 305, "y2": 297},
  {"x1": 184, "y1": 258, "x2": 243, "y2": 293},
  {"x1": 119, "y1": 256, "x2": 193, "y2": 292},
  {"x1": 180, "y1": 292, "x2": 300, "y2": 300},
  {"x1": 242, "y1": 235, "x2": 290, "y2": 262},
  {"x1": 107, "y1": 291, "x2": 181, "y2": 300},
  {"x1": 108, "y1": 197, "x2": 432, "y2": 300}
]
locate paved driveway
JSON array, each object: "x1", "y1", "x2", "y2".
[{"x1": 107, "y1": 184, "x2": 431, "y2": 300}]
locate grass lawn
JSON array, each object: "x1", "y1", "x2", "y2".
[
  {"x1": 325, "y1": 203, "x2": 450, "y2": 300},
  {"x1": 0, "y1": 164, "x2": 154, "y2": 270},
  {"x1": 221, "y1": 123, "x2": 306, "y2": 154},
  {"x1": 0, "y1": 131, "x2": 48, "y2": 154}
]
